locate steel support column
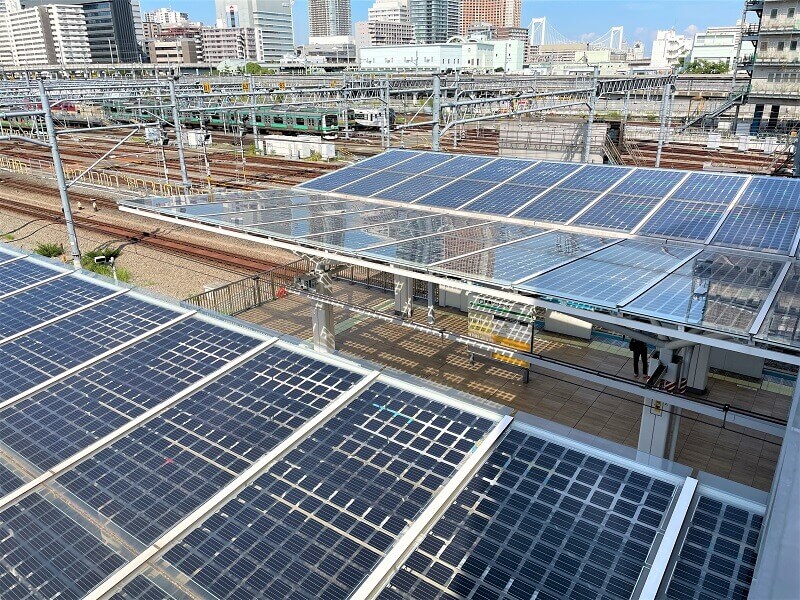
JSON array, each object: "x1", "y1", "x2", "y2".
[
  {"x1": 311, "y1": 261, "x2": 336, "y2": 353},
  {"x1": 431, "y1": 73, "x2": 441, "y2": 152},
  {"x1": 394, "y1": 275, "x2": 413, "y2": 317},
  {"x1": 168, "y1": 77, "x2": 191, "y2": 191},
  {"x1": 581, "y1": 67, "x2": 598, "y2": 163}
]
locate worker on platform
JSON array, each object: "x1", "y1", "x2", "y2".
[{"x1": 629, "y1": 338, "x2": 649, "y2": 379}]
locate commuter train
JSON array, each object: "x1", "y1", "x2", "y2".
[{"x1": 101, "y1": 101, "x2": 396, "y2": 139}]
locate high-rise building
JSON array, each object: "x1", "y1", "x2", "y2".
[
  {"x1": 143, "y1": 7, "x2": 188, "y2": 24},
  {"x1": 409, "y1": 0, "x2": 458, "y2": 43},
  {"x1": 214, "y1": 0, "x2": 293, "y2": 61},
  {"x1": 460, "y1": 0, "x2": 520, "y2": 35},
  {"x1": 650, "y1": 29, "x2": 693, "y2": 68},
  {"x1": 21, "y1": 0, "x2": 142, "y2": 63},
  {"x1": 308, "y1": 0, "x2": 351, "y2": 37},
  {"x1": 201, "y1": 26, "x2": 257, "y2": 63},
  {"x1": 3, "y1": 3, "x2": 90, "y2": 65}
]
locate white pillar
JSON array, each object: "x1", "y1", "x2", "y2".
[
  {"x1": 682, "y1": 345, "x2": 710, "y2": 394},
  {"x1": 312, "y1": 263, "x2": 336, "y2": 353},
  {"x1": 638, "y1": 400, "x2": 673, "y2": 458},
  {"x1": 394, "y1": 274, "x2": 413, "y2": 317}
]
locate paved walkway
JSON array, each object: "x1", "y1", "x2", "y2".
[{"x1": 239, "y1": 283, "x2": 787, "y2": 492}]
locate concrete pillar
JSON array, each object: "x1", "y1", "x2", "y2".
[
  {"x1": 751, "y1": 104, "x2": 765, "y2": 135},
  {"x1": 394, "y1": 274, "x2": 413, "y2": 317},
  {"x1": 311, "y1": 263, "x2": 336, "y2": 353},
  {"x1": 638, "y1": 400, "x2": 673, "y2": 458},
  {"x1": 427, "y1": 281, "x2": 435, "y2": 325},
  {"x1": 682, "y1": 345, "x2": 711, "y2": 394},
  {"x1": 767, "y1": 105, "x2": 781, "y2": 131}
]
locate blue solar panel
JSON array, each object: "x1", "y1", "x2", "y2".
[
  {"x1": 0, "y1": 318, "x2": 262, "y2": 472},
  {"x1": 417, "y1": 180, "x2": 498, "y2": 208},
  {"x1": 462, "y1": 158, "x2": 533, "y2": 182},
  {"x1": 669, "y1": 173, "x2": 747, "y2": 203},
  {"x1": 461, "y1": 183, "x2": 546, "y2": 215},
  {"x1": 112, "y1": 576, "x2": 177, "y2": 600},
  {"x1": 0, "y1": 295, "x2": 182, "y2": 401},
  {"x1": 0, "y1": 259, "x2": 63, "y2": 296},
  {"x1": 665, "y1": 495, "x2": 762, "y2": 600},
  {"x1": 422, "y1": 155, "x2": 494, "y2": 177},
  {"x1": 514, "y1": 189, "x2": 599, "y2": 222},
  {"x1": 736, "y1": 177, "x2": 800, "y2": 210},
  {"x1": 376, "y1": 175, "x2": 453, "y2": 202},
  {"x1": 378, "y1": 426, "x2": 678, "y2": 600},
  {"x1": 555, "y1": 164, "x2": 630, "y2": 192},
  {"x1": 508, "y1": 162, "x2": 582, "y2": 186},
  {"x1": 573, "y1": 193, "x2": 662, "y2": 231},
  {"x1": 298, "y1": 167, "x2": 378, "y2": 191},
  {"x1": 611, "y1": 170, "x2": 685, "y2": 197},
  {"x1": 354, "y1": 149, "x2": 422, "y2": 170},
  {"x1": 390, "y1": 153, "x2": 455, "y2": 173},
  {"x1": 0, "y1": 275, "x2": 114, "y2": 340},
  {"x1": 55, "y1": 346, "x2": 364, "y2": 545},
  {"x1": 639, "y1": 202, "x2": 729, "y2": 242},
  {"x1": 520, "y1": 241, "x2": 697, "y2": 307},
  {"x1": 336, "y1": 171, "x2": 410, "y2": 196},
  {"x1": 162, "y1": 382, "x2": 496, "y2": 600}
]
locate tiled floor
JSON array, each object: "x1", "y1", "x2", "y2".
[{"x1": 238, "y1": 284, "x2": 788, "y2": 492}]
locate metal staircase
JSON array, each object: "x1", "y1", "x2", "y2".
[{"x1": 677, "y1": 90, "x2": 748, "y2": 133}]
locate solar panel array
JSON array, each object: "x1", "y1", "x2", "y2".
[{"x1": 0, "y1": 243, "x2": 767, "y2": 600}]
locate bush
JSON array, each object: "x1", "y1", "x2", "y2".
[
  {"x1": 81, "y1": 247, "x2": 132, "y2": 283},
  {"x1": 35, "y1": 242, "x2": 64, "y2": 258}
]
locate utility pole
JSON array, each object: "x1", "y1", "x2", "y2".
[
  {"x1": 794, "y1": 134, "x2": 800, "y2": 177},
  {"x1": 168, "y1": 76, "x2": 191, "y2": 192},
  {"x1": 383, "y1": 77, "x2": 391, "y2": 149},
  {"x1": 431, "y1": 73, "x2": 441, "y2": 152},
  {"x1": 581, "y1": 66, "x2": 599, "y2": 163},
  {"x1": 249, "y1": 74, "x2": 258, "y2": 150},
  {"x1": 342, "y1": 75, "x2": 350, "y2": 140},
  {"x1": 655, "y1": 80, "x2": 673, "y2": 168},
  {"x1": 39, "y1": 80, "x2": 81, "y2": 269}
]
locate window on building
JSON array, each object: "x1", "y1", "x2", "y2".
[
  {"x1": 791, "y1": 41, "x2": 798, "y2": 51},
  {"x1": 770, "y1": 8, "x2": 778, "y2": 18},
  {"x1": 778, "y1": 41, "x2": 785, "y2": 51},
  {"x1": 761, "y1": 41, "x2": 768, "y2": 51},
  {"x1": 788, "y1": 7, "x2": 796, "y2": 18}
]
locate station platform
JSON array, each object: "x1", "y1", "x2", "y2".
[{"x1": 239, "y1": 282, "x2": 787, "y2": 491}]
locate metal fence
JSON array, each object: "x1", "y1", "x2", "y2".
[{"x1": 185, "y1": 258, "x2": 437, "y2": 316}]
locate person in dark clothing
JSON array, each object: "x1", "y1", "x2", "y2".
[{"x1": 629, "y1": 339, "x2": 649, "y2": 379}]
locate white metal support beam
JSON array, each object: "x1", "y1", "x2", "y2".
[{"x1": 84, "y1": 369, "x2": 382, "y2": 600}]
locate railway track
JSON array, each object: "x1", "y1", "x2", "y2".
[{"x1": 0, "y1": 194, "x2": 284, "y2": 273}]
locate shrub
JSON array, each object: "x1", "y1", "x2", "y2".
[
  {"x1": 35, "y1": 242, "x2": 64, "y2": 258},
  {"x1": 81, "y1": 247, "x2": 132, "y2": 282}
]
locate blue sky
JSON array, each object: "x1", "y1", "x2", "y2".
[{"x1": 141, "y1": 0, "x2": 743, "y2": 50}]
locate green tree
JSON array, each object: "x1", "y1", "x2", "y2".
[{"x1": 683, "y1": 60, "x2": 730, "y2": 75}]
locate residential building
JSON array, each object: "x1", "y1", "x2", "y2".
[
  {"x1": 200, "y1": 26, "x2": 257, "y2": 63},
  {"x1": 495, "y1": 25, "x2": 527, "y2": 42},
  {"x1": 368, "y1": 0, "x2": 408, "y2": 22},
  {"x1": 21, "y1": 0, "x2": 142, "y2": 63},
  {"x1": 460, "y1": 0, "x2": 520, "y2": 35},
  {"x1": 360, "y1": 38, "x2": 524, "y2": 71},
  {"x1": 627, "y1": 39, "x2": 645, "y2": 61},
  {"x1": 142, "y1": 19, "x2": 159, "y2": 39},
  {"x1": 650, "y1": 29, "x2": 692, "y2": 69},
  {"x1": 147, "y1": 36, "x2": 198, "y2": 63},
  {"x1": 130, "y1": 0, "x2": 144, "y2": 58},
  {"x1": 409, "y1": 0, "x2": 458, "y2": 43},
  {"x1": 308, "y1": 0, "x2": 350, "y2": 37},
  {"x1": 143, "y1": 7, "x2": 188, "y2": 24},
  {"x1": 0, "y1": 0, "x2": 22, "y2": 12},
  {"x1": 689, "y1": 24, "x2": 742, "y2": 69},
  {"x1": 740, "y1": 0, "x2": 800, "y2": 128},
  {"x1": 297, "y1": 38, "x2": 356, "y2": 63},
  {"x1": 355, "y1": 19, "x2": 414, "y2": 46},
  {"x1": 214, "y1": 0, "x2": 294, "y2": 61},
  {"x1": 3, "y1": 3, "x2": 90, "y2": 65}
]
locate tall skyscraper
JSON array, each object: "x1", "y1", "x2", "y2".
[
  {"x1": 308, "y1": 0, "x2": 351, "y2": 37},
  {"x1": 215, "y1": 0, "x2": 294, "y2": 61},
  {"x1": 460, "y1": 0, "x2": 520, "y2": 35},
  {"x1": 409, "y1": 0, "x2": 458, "y2": 43}
]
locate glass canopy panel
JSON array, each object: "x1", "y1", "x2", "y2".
[
  {"x1": 375, "y1": 175, "x2": 455, "y2": 202},
  {"x1": 519, "y1": 241, "x2": 697, "y2": 308},
  {"x1": 195, "y1": 201, "x2": 380, "y2": 227},
  {"x1": 573, "y1": 193, "x2": 663, "y2": 232},
  {"x1": 461, "y1": 183, "x2": 547, "y2": 215},
  {"x1": 554, "y1": 164, "x2": 630, "y2": 192},
  {"x1": 638, "y1": 201, "x2": 729, "y2": 242},
  {"x1": 711, "y1": 178, "x2": 800, "y2": 253},
  {"x1": 297, "y1": 167, "x2": 378, "y2": 191},
  {"x1": 363, "y1": 223, "x2": 539, "y2": 266},
  {"x1": 756, "y1": 264, "x2": 800, "y2": 347},
  {"x1": 513, "y1": 189, "x2": 599, "y2": 222},
  {"x1": 624, "y1": 252, "x2": 785, "y2": 335},
  {"x1": 120, "y1": 188, "x2": 300, "y2": 211},
  {"x1": 508, "y1": 161, "x2": 583, "y2": 186},
  {"x1": 417, "y1": 180, "x2": 499, "y2": 208},
  {"x1": 161, "y1": 193, "x2": 341, "y2": 217},
  {"x1": 433, "y1": 231, "x2": 609, "y2": 284},
  {"x1": 300, "y1": 215, "x2": 461, "y2": 251}
]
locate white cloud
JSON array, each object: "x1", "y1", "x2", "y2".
[
  {"x1": 580, "y1": 32, "x2": 598, "y2": 42},
  {"x1": 684, "y1": 24, "x2": 699, "y2": 37}
]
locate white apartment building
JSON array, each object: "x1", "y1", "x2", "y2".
[
  {"x1": 689, "y1": 24, "x2": 742, "y2": 68},
  {"x1": 650, "y1": 29, "x2": 693, "y2": 69},
  {"x1": 2, "y1": 4, "x2": 90, "y2": 66},
  {"x1": 368, "y1": 0, "x2": 409, "y2": 22},
  {"x1": 143, "y1": 7, "x2": 188, "y2": 25},
  {"x1": 201, "y1": 26, "x2": 257, "y2": 64},
  {"x1": 360, "y1": 38, "x2": 524, "y2": 71},
  {"x1": 355, "y1": 20, "x2": 414, "y2": 46}
]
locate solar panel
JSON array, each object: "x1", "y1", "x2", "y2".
[
  {"x1": 553, "y1": 164, "x2": 630, "y2": 192},
  {"x1": 364, "y1": 223, "x2": 539, "y2": 267},
  {"x1": 417, "y1": 180, "x2": 499, "y2": 208},
  {"x1": 669, "y1": 173, "x2": 747, "y2": 203},
  {"x1": 373, "y1": 175, "x2": 455, "y2": 203},
  {"x1": 55, "y1": 345, "x2": 365, "y2": 545},
  {"x1": 0, "y1": 259, "x2": 64, "y2": 296},
  {"x1": 389, "y1": 153, "x2": 455, "y2": 174},
  {"x1": 0, "y1": 295, "x2": 183, "y2": 401},
  {"x1": 461, "y1": 183, "x2": 547, "y2": 216},
  {"x1": 610, "y1": 169, "x2": 685, "y2": 197},
  {"x1": 664, "y1": 494, "x2": 762, "y2": 600},
  {"x1": 336, "y1": 171, "x2": 412, "y2": 197},
  {"x1": 0, "y1": 318, "x2": 263, "y2": 472},
  {"x1": 0, "y1": 275, "x2": 115, "y2": 340},
  {"x1": 433, "y1": 231, "x2": 608, "y2": 284},
  {"x1": 520, "y1": 241, "x2": 697, "y2": 308},
  {"x1": 712, "y1": 178, "x2": 800, "y2": 253},
  {"x1": 112, "y1": 576, "x2": 177, "y2": 600},
  {"x1": 378, "y1": 425, "x2": 679, "y2": 600},
  {"x1": 497, "y1": 161, "x2": 580, "y2": 186},
  {"x1": 638, "y1": 201, "x2": 729, "y2": 242},
  {"x1": 756, "y1": 264, "x2": 800, "y2": 346},
  {"x1": 573, "y1": 193, "x2": 664, "y2": 231},
  {"x1": 298, "y1": 167, "x2": 379, "y2": 192},
  {"x1": 161, "y1": 381, "x2": 496, "y2": 600},
  {"x1": 422, "y1": 155, "x2": 494, "y2": 177},
  {"x1": 513, "y1": 189, "x2": 600, "y2": 223},
  {"x1": 624, "y1": 252, "x2": 785, "y2": 335}
]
